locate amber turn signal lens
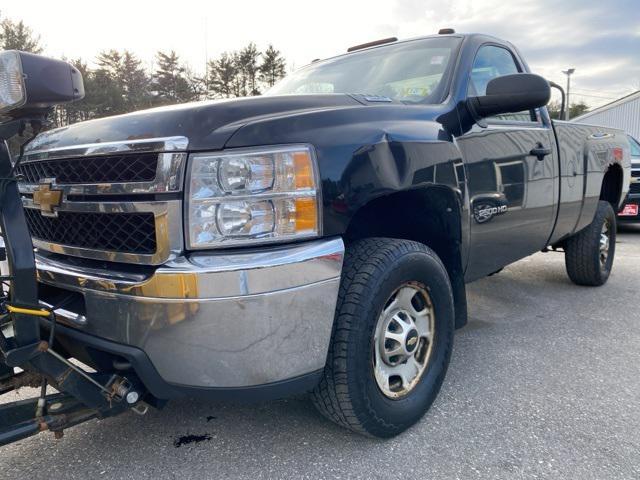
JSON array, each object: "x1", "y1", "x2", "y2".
[
  {"x1": 294, "y1": 151, "x2": 315, "y2": 190},
  {"x1": 295, "y1": 197, "x2": 318, "y2": 232}
]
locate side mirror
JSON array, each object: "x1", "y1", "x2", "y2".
[
  {"x1": 0, "y1": 50, "x2": 84, "y2": 118},
  {"x1": 467, "y1": 73, "x2": 550, "y2": 118}
]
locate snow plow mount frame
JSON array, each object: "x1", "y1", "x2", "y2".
[{"x1": 0, "y1": 122, "x2": 146, "y2": 447}]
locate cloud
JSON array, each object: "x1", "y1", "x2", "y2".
[
  {"x1": 2, "y1": 0, "x2": 638, "y2": 106},
  {"x1": 381, "y1": 0, "x2": 640, "y2": 105}
]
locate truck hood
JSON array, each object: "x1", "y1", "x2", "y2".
[{"x1": 25, "y1": 94, "x2": 364, "y2": 154}]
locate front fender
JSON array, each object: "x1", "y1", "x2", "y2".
[{"x1": 224, "y1": 105, "x2": 466, "y2": 237}]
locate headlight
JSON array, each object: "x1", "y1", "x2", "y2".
[
  {"x1": 186, "y1": 145, "x2": 321, "y2": 249},
  {"x1": 0, "y1": 50, "x2": 84, "y2": 116},
  {"x1": 0, "y1": 51, "x2": 26, "y2": 114}
]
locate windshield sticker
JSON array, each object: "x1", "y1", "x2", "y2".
[{"x1": 401, "y1": 87, "x2": 430, "y2": 97}]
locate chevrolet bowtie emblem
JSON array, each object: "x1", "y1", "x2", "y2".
[{"x1": 33, "y1": 182, "x2": 63, "y2": 216}]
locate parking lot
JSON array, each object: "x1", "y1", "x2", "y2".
[{"x1": 1, "y1": 226, "x2": 639, "y2": 479}]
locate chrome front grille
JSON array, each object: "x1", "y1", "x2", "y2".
[{"x1": 18, "y1": 136, "x2": 188, "y2": 265}]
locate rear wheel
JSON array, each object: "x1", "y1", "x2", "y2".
[
  {"x1": 312, "y1": 238, "x2": 454, "y2": 437},
  {"x1": 564, "y1": 200, "x2": 616, "y2": 286}
]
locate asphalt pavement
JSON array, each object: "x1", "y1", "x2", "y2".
[{"x1": 2, "y1": 226, "x2": 640, "y2": 479}]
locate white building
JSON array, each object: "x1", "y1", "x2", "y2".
[{"x1": 572, "y1": 90, "x2": 640, "y2": 140}]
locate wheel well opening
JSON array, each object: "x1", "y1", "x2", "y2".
[
  {"x1": 344, "y1": 187, "x2": 467, "y2": 328},
  {"x1": 600, "y1": 163, "x2": 623, "y2": 210},
  {"x1": 345, "y1": 188, "x2": 460, "y2": 259}
]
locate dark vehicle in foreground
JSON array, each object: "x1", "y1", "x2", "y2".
[
  {"x1": 0, "y1": 31, "x2": 631, "y2": 442},
  {"x1": 618, "y1": 135, "x2": 640, "y2": 220}
]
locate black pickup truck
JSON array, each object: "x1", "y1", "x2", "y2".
[{"x1": 0, "y1": 31, "x2": 631, "y2": 440}]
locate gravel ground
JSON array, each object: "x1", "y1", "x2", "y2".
[{"x1": 1, "y1": 226, "x2": 639, "y2": 479}]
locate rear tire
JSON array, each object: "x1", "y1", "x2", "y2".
[
  {"x1": 564, "y1": 200, "x2": 616, "y2": 286},
  {"x1": 312, "y1": 238, "x2": 454, "y2": 438}
]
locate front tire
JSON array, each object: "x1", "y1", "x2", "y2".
[
  {"x1": 565, "y1": 200, "x2": 616, "y2": 286},
  {"x1": 312, "y1": 238, "x2": 454, "y2": 438}
]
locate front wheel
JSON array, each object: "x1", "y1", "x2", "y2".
[
  {"x1": 564, "y1": 200, "x2": 616, "y2": 286},
  {"x1": 312, "y1": 238, "x2": 454, "y2": 438}
]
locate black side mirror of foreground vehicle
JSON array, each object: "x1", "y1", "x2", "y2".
[
  {"x1": 467, "y1": 73, "x2": 551, "y2": 119},
  {"x1": 0, "y1": 50, "x2": 84, "y2": 119}
]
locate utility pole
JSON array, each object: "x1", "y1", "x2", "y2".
[
  {"x1": 562, "y1": 68, "x2": 575, "y2": 120},
  {"x1": 204, "y1": 17, "x2": 209, "y2": 99}
]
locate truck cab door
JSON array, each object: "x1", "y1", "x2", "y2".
[{"x1": 456, "y1": 44, "x2": 558, "y2": 280}]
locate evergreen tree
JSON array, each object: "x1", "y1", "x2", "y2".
[
  {"x1": 259, "y1": 45, "x2": 287, "y2": 88},
  {"x1": 152, "y1": 51, "x2": 198, "y2": 104},
  {"x1": 90, "y1": 50, "x2": 152, "y2": 114},
  {"x1": 0, "y1": 13, "x2": 292, "y2": 123},
  {"x1": 92, "y1": 69, "x2": 126, "y2": 117},
  {"x1": 120, "y1": 51, "x2": 152, "y2": 110},
  {"x1": 0, "y1": 16, "x2": 43, "y2": 53},
  {"x1": 237, "y1": 43, "x2": 261, "y2": 96},
  {"x1": 58, "y1": 58, "x2": 93, "y2": 125},
  {"x1": 94, "y1": 50, "x2": 127, "y2": 115},
  {"x1": 96, "y1": 49, "x2": 122, "y2": 76},
  {"x1": 208, "y1": 52, "x2": 239, "y2": 98}
]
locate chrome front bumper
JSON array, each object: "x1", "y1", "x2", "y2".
[{"x1": 35, "y1": 238, "x2": 344, "y2": 389}]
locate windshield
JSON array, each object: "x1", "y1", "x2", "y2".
[{"x1": 267, "y1": 37, "x2": 461, "y2": 104}]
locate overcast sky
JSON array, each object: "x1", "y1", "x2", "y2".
[{"x1": 2, "y1": 0, "x2": 639, "y2": 108}]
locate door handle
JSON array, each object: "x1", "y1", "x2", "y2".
[{"x1": 530, "y1": 142, "x2": 551, "y2": 161}]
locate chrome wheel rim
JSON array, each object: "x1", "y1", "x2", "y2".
[
  {"x1": 600, "y1": 220, "x2": 611, "y2": 269},
  {"x1": 373, "y1": 282, "x2": 435, "y2": 399}
]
